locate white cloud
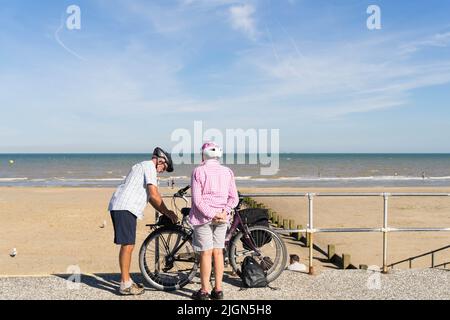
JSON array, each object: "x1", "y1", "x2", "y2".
[
  {"x1": 229, "y1": 4, "x2": 258, "y2": 40},
  {"x1": 399, "y1": 31, "x2": 450, "y2": 54}
]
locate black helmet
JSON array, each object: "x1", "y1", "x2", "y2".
[{"x1": 153, "y1": 147, "x2": 174, "y2": 173}]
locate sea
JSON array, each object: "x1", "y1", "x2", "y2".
[{"x1": 1, "y1": 154, "x2": 450, "y2": 188}]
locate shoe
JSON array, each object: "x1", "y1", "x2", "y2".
[
  {"x1": 192, "y1": 289, "x2": 210, "y2": 300},
  {"x1": 210, "y1": 289, "x2": 224, "y2": 300},
  {"x1": 119, "y1": 283, "x2": 145, "y2": 296}
]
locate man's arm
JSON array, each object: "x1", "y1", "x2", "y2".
[{"x1": 147, "y1": 184, "x2": 178, "y2": 223}]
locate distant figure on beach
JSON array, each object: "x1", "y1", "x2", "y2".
[
  {"x1": 108, "y1": 147, "x2": 177, "y2": 295},
  {"x1": 189, "y1": 142, "x2": 239, "y2": 300},
  {"x1": 171, "y1": 178, "x2": 175, "y2": 189},
  {"x1": 287, "y1": 254, "x2": 307, "y2": 272},
  {"x1": 422, "y1": 171, "x2": 426, "y2": 180}
]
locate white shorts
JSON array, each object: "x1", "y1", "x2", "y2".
[{"x1": 192, "y1": 221, "x2": 228, "y2": 252}]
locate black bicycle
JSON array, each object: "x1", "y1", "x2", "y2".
[{"x1": 139, "y1": 186, "x2": 287, "y2": 291}]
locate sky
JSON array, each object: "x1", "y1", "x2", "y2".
[{"x1": 1, "y1": 0, "x2": 450, "y2": 153}]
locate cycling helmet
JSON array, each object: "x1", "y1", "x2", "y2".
[
  {"x1": 152, "y1": 147, "x2": 174, "y2": 172},
  {"x1": 201, "y1": 142, "x2": 223, "y2": 161}
]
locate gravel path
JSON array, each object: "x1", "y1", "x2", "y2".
[{"x1": 0, "y1": 269, "x2": 448, "y2": 300}]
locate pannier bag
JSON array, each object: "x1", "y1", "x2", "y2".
[
  {"x1": 239, "y1": 208, "x2": 272, "y2": 249},
  {"x1": 239, "y1": 208, "x2": 269, "y2": 226}
]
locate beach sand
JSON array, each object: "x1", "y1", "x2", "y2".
[{"x1": 0, "y1": 186, "x2": 449, "y2": 275}]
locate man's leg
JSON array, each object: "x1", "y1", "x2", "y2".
[
  {"x1": 212, "y1": 249, "x2": 224, "y2": 291},
  {"x1": 111, "y1": 210, "x2": 143, "y2": 295},
  {"x1": 119, "y1": 244, "x2": 134, "y2": 283},
  {"x1": 200, "y1": 250, "x2": 213, "y2": 292}
]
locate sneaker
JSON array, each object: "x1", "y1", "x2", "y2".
[
  {"x1": 210, "y1": 289, "x2": 224, "y2": 300},
  {"x1": 119, "y1": 283, "x2": 145, "y2": 296},
  {"x1": 191, "y1": 289, "x2": 210, "y2": 300}
]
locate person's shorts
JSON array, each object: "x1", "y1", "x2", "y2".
[
  {"x1": 110, "y1": 210, "x2": 137, "y2": 245},
  {"x1": 192, "y1": 221, "x2": 228, "y2": 252}
]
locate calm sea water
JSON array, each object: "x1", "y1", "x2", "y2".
[{"x1": 1, "y1": 154, "x2": 450, "y2": 188}]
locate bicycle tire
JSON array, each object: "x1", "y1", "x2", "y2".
[
  {"x1": 139, "y1": 226, "x2": 198, "y2": 291},
  {"x1": 228, "y1": 225, "x2": 287, "y2": 283}
]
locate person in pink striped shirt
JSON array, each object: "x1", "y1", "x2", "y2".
[{"x1": 189, "y1": 142, "x2": 239, "y2": 300}]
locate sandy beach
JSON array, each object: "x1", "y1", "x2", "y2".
[{"x1": 0, "y1": 186, "x2": 449, "y2": 276}]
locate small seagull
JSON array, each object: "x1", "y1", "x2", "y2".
[
  {"x1": 100, "y1": 220, "x2": 106, "y2": 228},
  {"x1": 10, "y1": 248, "x2": 17, "y2": 257}
]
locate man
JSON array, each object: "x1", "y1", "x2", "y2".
[
  {"x1": 287, "y1": 254, "x2": 307, "y2": 272},
  {"x1": 108, "y1": 147, "x2": 178, "y2": 295}
]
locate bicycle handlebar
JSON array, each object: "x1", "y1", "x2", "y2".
[{"x1": 174, "y1": 185, "x2": 191, "y2": 198}]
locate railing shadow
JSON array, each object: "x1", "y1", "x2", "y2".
[{"x1": 388, "y1": 245, "x2": 450, "y2": 270}]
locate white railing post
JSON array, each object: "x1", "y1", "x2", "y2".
[
  {"x1": 308, "y1": 193, "x2": 315, "y2": 275},
  {"x1": 382, "y1": 193, "x2": 389, "y2": 273}
]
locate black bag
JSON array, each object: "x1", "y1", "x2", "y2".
[
  {"x1": 240, "y1": 256, "x2": 268, "y2": 288},
  {"x1": 239, "y1": 208, "x2": 272, "y2": 250},
  {"x1": 240, "y1": 208, "x2": 269, "y2": 226}
]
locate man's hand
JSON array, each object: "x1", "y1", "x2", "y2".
[
  {"x1": 148, "y1": 184, "x2": 177, "y2": 223},
  {"x1": 213, "y1": 210, "x2": 227, "y2": 224},
  {"x1": 164, "y1": 210, "x2": 178, "y2": 224}
]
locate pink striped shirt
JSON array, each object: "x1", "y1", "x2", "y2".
[{"x1": 189, "y1": 159, "x2": 239, "y2": 226}]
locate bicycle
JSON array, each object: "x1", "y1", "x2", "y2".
[{"x1": 139, "y1": 186, "x2": 288, "y2": 291}]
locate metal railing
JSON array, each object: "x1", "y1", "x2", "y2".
[
  {"x1": 163, "y1": 191, "x2": 450, "y2": 274},
  {"x1": 388, "y1": 245, "x2": 450, "y2": 269}
]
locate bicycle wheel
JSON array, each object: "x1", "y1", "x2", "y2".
[
  {"x1": 139, "y1": 227, "x2": 198, "y2": 291},
  {"x1": 228, "y1": 225, "x2": 287, "y2": 283}
]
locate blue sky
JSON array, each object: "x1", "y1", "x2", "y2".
[{"x1": 1, "y1": 0, "x2": 450, "y2": 153}]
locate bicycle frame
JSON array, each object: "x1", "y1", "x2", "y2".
[
  {"x1": 150, "y1": 187, "x2": 263, "y2": 267},
  {"x1": 225, "y1": 211, "x2": 263, "y2": 254}
]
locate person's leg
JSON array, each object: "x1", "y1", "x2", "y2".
[
  {"x1": 111, "y1": 210, "x2": 142, "y2": 294},
  {"x1": 192, "y1": 223, "x2": 214, "y2": 299},
  {"x1": 119, "y1": 244, "x2": 134, "y2": 283},
  {"x1": 211, "y1": 223, "x2": 227, "y2": 294},
  {"x1": 212, "y1": 248, "x2": 224, "y2": 291},
  {"x1": 200, "y1": 249, "x2": 213, "y2": 292}
]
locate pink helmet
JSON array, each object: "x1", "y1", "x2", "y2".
[{"x1": 201, "y1": 142, "x2": 223, "y2": 161}]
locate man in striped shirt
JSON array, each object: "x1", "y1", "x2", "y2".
[
  {"x1": 108, "y1": 147, "x2": 178, "y2": 295},
  {"x1": 189, "y1": 142, "x2": 239, "y2": 300}
]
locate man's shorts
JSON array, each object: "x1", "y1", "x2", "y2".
[
  {"x1": 192, "y1": 221, "x2": 228, "y2": 252},
  {"x1": 110, "y1": 210, "x2": 137, "y2": 245}
]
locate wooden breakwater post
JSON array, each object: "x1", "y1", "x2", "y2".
[
  {"x1": 272, "y1": 213, "x2": 279, "y2": 225},
  {"x1": 306, "y1": 233, "x2": 311, "y2": 247},
  {"x1": 328, "y1": 244, "x2": 335, "y2": 262},
  {"x1": 359, "y1": 264, "x2": 368, "y2": 270},
  {"x1": 282, "y1": 219, "x2": 289, "y2": 230},
  {"x1": 268, "y1": 209, "x2": 274, "y2": 221},
  {"x1": 295, "y1": 225, "x2": 303, "y2": 241},
  {"x1": 289, "y1": 220, "x2": 295, "y2": 236},
  {"x1": 277, "y1": 216, "x2": 284, "y2": 228},
  {"x1": 342, "y1": 254, "x2": 352, "y2": 269}
]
